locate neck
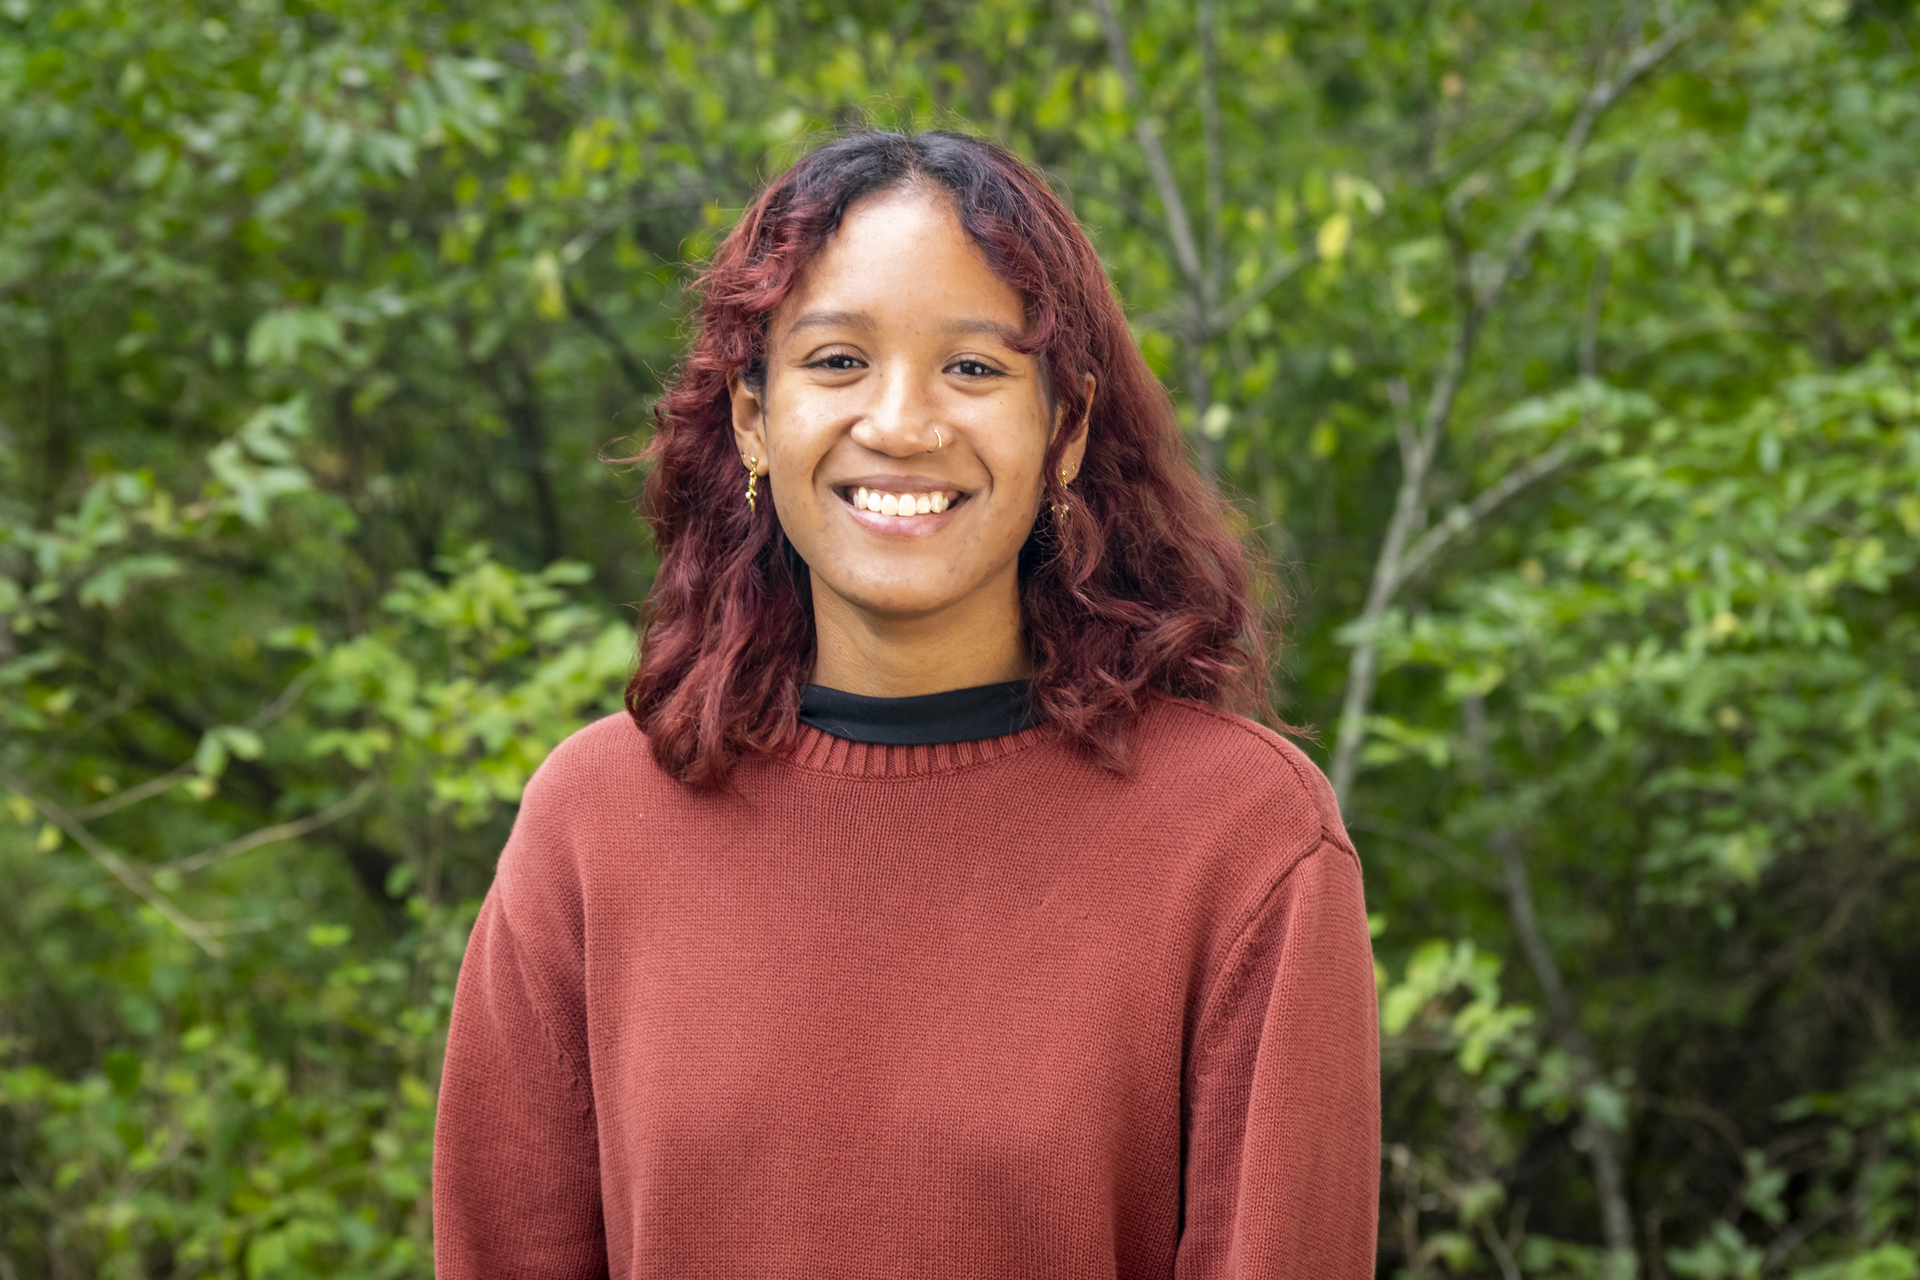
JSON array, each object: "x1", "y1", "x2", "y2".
[{"x1": 809, "y1": 575, "x2": 1030, "y2": 698}]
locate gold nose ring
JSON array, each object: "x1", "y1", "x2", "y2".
[{"x1": 931, "y1": 427, "x2": 943, "y2": 452}]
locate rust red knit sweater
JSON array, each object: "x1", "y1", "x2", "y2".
[{"x1": 433, "y1": 699, "x2": 1380, "y2": 1278}]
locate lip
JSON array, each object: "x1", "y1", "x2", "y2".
[
  {"x1": 837, "y1": 473, "x2": 970, "y2": 496},
  {"x1": 831, "y1": 474, "x2": 971, "y2": 538}
]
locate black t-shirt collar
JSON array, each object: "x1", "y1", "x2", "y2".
[{"x1": 798, "y1": 681, "x2": 1038, "y2": 746}]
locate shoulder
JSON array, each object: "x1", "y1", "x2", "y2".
[
  {"x1": 1118, "y1": 699, "x2": 1365, "y2": 1040},
  {"x1": 493, "y1": 713, "x2": 679, "y2": 909},
  {"x1": 518, "y1": 711, "x2": 660, "y2": 807},
  {"x1": 512, "y1": 710, "x2": 726, "y2": 836},
  {"x1": 1130, "y1": 697, "x2": 1354, "y2": 864}
]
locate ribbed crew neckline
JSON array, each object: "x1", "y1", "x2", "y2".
[
  {"x1": 784, "y1": 680, "x2": 1047, "y2": 779},
  {"x1": 781, "y1": 721, "x2": 1053, "y2": 779}
]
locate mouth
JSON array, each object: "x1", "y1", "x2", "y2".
[{"x1": 837, "y1": 483, "x2": 969, "y2": 520}]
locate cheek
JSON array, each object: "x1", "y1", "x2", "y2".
[
  {"x1": 765, "y1": 391, "x2": 843, "y2": 466},
  {"x1": 975, "y1": 406, "x2": 1053, "y2": 491}
]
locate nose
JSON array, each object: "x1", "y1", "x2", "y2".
[{"x1": 848, "y1": 362, "x2": 943, "y2": 456}]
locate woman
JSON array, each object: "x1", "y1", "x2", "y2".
[{"x1": 434, "y1": 130, "x2": 1378, "y2": 1279}]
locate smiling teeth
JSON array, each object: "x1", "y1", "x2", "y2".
[{"x1": 854, "y1": 488, "x2": 949, "y2": 516}]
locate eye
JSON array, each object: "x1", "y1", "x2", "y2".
[
  {"x1": 949, "y1": 359, "x2": 1005, "y2": 379},
  {"x1": 807, "y1": 352, "x2": 865, "y2": 371}
]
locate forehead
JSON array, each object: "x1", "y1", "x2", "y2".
[{"x1": 773, "y1": 188, "x2": 1027, "y2": 338}]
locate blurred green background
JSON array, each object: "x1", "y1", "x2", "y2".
[{"x1": 3, "y1": 0, "x2": 1918, "y2": 1275}]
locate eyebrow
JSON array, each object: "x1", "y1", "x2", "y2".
[
  {"x1": 941, "y1": 317, "x2": 1026, "y2": 345},
  {"x1": 785, "y1": 309, "x2": 874, "y2": 336},
  {"x1": 784, "y1": 309, "x2": 1025, "y2": 346}
]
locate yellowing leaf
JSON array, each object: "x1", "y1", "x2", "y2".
[
  {"x1": 532, "y1": 251, "x2": 566, "y2": 320},
  {"x1": 1316, "y1": 211, "x2": 1353, "y2": 262}
]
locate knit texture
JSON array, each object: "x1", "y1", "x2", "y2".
[{"x1": 433, "y1": 697, "x2": 1380, "y2": 1279}]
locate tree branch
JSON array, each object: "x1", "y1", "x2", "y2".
[
  {"x1": 1092, "y1": 0, "x2": 1225, "y2": 481},
  {"x1": 1198, "y1": 0, "x2": 1225, "y2": 318},
  {"x1": 73, "y1": 667, "x2": 317, "y2": 820},
  {"x1": 159, "y1": 778, "x2": 378, "y2": 874},
  {"x1": 1397, "y1": 431, "x2": 1584, "y2": 589},
  {"x1": 1347, "y1": 813, "x2": 1503, "y2": 891},
  {"x1": 15, "y1": 785, "x2": 224, "y2": 957},
  {"x1": 1211, "y1": 246, "x2": 1317, "y2": 334},
  {"x1": 1466, "y1": 695, "x2": 1637, "y2": 1279},
  {"x1": 1479, "y1": 1216, "x2": 1526, "y2": 1280},
  {"x1": 1327, "y1": 16, "x2": 1687, "y2": 807},
  {"x1": 1184, "y1": 344, "x2": 1219, "y2": 482},
  {"x1": 1470, "y1": 20, "x2": 1688, "y2": 314},
  {"x1": 1141, "y1": 235, "x2": 1341, "y2": 336},
  {"x1": 491, "y1": 353, "x2": 565, "y2": 565},
  {"x1": 1330, "y1": 374, "x2": 1444, "y2": 803},
  {"x1": 1201, "y1": 198, "x2": 1393, "y2": 337},
  {"x1": 1496, "y1": 818, "x2": 1638, "y2": 1278},
  {"x1": 1330, "y1": 421, "x2": 1581, "y2": 805},
  {"x1": 1427, "y1": 99, "x2": 1550, "y2": 190},
  {"x1": 71, "y1": 758, "x2": 198, "y2": 821},
  {"x1": 1580, "y1": 251, "x2": 1614, "y2": 380},
  {"x1": 566, "y1": 283, "x2": 654, "y2": 398},
  {"x1": 1091, "y1": 0, "x2": 1205, "y2": 295}
]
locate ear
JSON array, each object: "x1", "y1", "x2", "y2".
[
  {"x1": 1052, "y1": 371, "x2": 1096, "y2": 482},
  {"x1": 728, "y1": 371, "x2": 771, "y2": 477}
]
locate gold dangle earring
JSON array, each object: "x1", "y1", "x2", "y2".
[
  {"x1": 744, "y1": 456, "x2": 759, "y2": 513},
  {"x1": 1051, "y1": 466, "x2": 1072, "y2": 524}
]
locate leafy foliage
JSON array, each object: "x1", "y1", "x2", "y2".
[{"x1": 2, "y1": 0, "x2": 1917, "y2": 1275}]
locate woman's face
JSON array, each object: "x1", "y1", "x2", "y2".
[{"x1": 730, "y1": 186, "x2": 1086, "y2": 638}]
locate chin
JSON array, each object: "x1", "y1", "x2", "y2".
[
  {"x1": 839, "y1": 586, "x2": 969, "y2": 620},
  {"x1": 815, "y1": 566, "x2": 976, "y2": 619}
]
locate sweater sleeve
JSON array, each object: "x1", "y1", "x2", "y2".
[
  {"x1": 1176, "y1": 839, "x2": 1381, "y2": 1279},
  {"x1": 433, "y1": 887, "x2": 609, "y2": 1280}
]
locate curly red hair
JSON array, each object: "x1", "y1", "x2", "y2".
[{"x1": 624, "y1": 130, "x2": 1268, "y2": 787}]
